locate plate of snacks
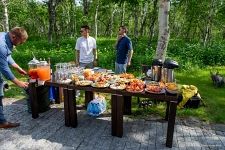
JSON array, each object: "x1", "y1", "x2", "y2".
[
  {"x1": 75, "y1": 80, "x2": 93, "y2": 86},
  {"x1": 165, "y1": 82, "x2": 179, "y2": 94},
  {"x1": 91, "y1": 82, "x2": 110, "y2": 88},
  {"x1": 145, "y1": 84, "x2": 165, "y2": 94},
  {"x1": 110, "y1": 83, "x2": 126, "y2": 90},
  {"x1": 126, "y1": 79, "x2": 145, "y2": 93},
  {"x1": 119, "y1": 73, "x2": 135, "y2": 79}
]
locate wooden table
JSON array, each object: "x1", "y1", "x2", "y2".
[{"x1": 29, "y1": 80, "x2": 178, "y2": 148}]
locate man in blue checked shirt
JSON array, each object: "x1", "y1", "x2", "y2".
[{"x1": 0, "y1": 27, "x2": 29, "y2": 129}]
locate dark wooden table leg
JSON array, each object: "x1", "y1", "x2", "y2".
[
  {"x1": 166, "y1": 101, "x2": 177, "y2": 148},
  {"x1": 85, "y1": 91, "x2": 93, "y2": 108},
  {"x1": 63, "y1": 88, "x2": 70, "y2": 127},
  {"x1": 59, "y1": 87, "x2": 64, "y2": 102},
  {"x1": 68, "y1": 89, "x2": 77, "y2": 128},
  {"x1": 29, "y1": 82, "x2": 39, "y2": 119},
  {"x1": 111, "y1": 94, "x2": 124, "y2": 137},
  {"x1": 165, "y1": 101, "x2": 170, "y2": 121},
  {"x1": 55, "y1": 87, "x2": 60, "y2": 104},
  {"x1": 123, "y1": 96, "x2": 132, "y2": 115}
]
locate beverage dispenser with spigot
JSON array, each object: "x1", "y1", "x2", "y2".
[
  {"x1": 28, "y1": 57, "x2": 40, "y2": 82},
  {"x1": 37, "y1": 60, "x2": 51, "y2": 85}
]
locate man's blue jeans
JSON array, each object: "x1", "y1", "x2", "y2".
[
  {"x1": 0, "y1": 74, "x2": 6, "y2": 123},
  {"x1": 115, "y1": 62, "x2": 127, "y2": 74},
  {"x1": 0, "y1": 97, "x2": 6, "y2": 123}
]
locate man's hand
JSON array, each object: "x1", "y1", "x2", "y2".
[
  {"x1": 127, "y1": 61, "x2": 131, "y2": 66},
  {"x1": 93, "y1": 60, "x2": 98, "y2": 67},
  {"x1": 12, "y1": 78, "x2": 29, "y2": 88},
  {"x1": 17, "y1": 67, "x2": 27, "y2": 76},
  {"x1": 17, "y1": 81, "x2": 29, "y2": 88}
]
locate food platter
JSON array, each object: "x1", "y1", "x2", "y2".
[
  {"x1": 75, "y1": 80, "x2": 93, "y2": 86},
  {"x1": 145, "y1": 88, "x2": 166, "y2": 94},
  {"x1": 109, "y1": 83, "x2": 126, "y2": 90},
  {"x1": 91, "y1": 82, "x2": 110, "y2": 88},
  {"x1": 117, "y1": 78, "x2": 130, "y2": 83},
  {"x1": 119, "y1": 73, "x2": 135, "y2": 79},
  {"x1": 165, "y1": 88, "x2": 179, "y2": 94},
  {"x1": 126, "y1": 88, "x2": 144, "y2": 93}
]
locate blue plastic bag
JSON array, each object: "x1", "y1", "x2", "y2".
[{"x1": 87, "y1": 96, "x2": 106, "y2": 117}]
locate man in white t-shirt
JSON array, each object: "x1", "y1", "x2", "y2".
[{"x1": 75, "y1": 25, "x2": 97, "y2": 68}]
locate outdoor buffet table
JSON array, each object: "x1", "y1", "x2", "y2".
[{"x1": 29, "y1": 79, "x2": 178, "y2": 148}]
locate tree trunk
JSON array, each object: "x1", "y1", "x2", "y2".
[
  {"x1": 121, "y1": 1, "x2": 126, "y2": 25},
  {"x1": 47, "y1": 0, "x2": 57, "y2": 43},
  {"x1": 110, "y1": 5, "x2": 117, "y2": 38},
  {"x1": 83, "y1": 0, "x2": 89, "y2": 16},
  {"x1": 133, "y1": 6, "x2": 139, "y2": 39},
  {"x1": 156, "y1": 0, "x2": 170, "y2": 62},
  {"x1": 2, "y1": 0, "x2": 9, "y2": 32},
  {"x1": 148, "y1": 0, "x2": 158, "y2": 45},
  {"x1": 94, "y1": 0, "x2": 99, "y2": 40},
  {"x1": 203, "y1": 0, "x2": 215, "y2": 47},
  {"x1": 139, "y1": 3, "x2": 148, "y2": 36}
]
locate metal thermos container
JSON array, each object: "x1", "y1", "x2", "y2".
[
  {"x1": 162, "y1": 68, "x2": 174, "y2": 82},
  {"x1": 162, "y1": 59, "x2": 179, "y2": 82},
  {"x1": 151, "y1": 59, "x2": 163, "y2": 82}
]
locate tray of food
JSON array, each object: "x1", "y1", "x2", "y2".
[
  {"x1": 119, "y1": 73, "x2": 135, "y2": 79},
  {"x1": 91, "y1": 82, "x2": 110, "y2": 88},
  {"x1": 126, "y1": 79, "x2": 145, "y2": 93},
  {"x1": 165, "y1": 82, "x2": 179, "y2": 94},
  {"x1": 75, "y1": 80, "x2": 93, "y2": 86},
  {"x1": 109, "y1": 83, "x2": 126, "y2": 90},
  {"x1": 145, "y1": 84, "x2": 165, "y2": 94}
]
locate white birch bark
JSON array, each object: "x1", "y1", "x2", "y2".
[
  {"x1": 2, "y1": 0, "x2": 9, "y2": 32},
  {"x1": 156, "y1": 0, "x2": 170, "y2": 62},
  {"x1": 94, "y1": 0, "x2": 99, "y2": 40},
  {"x1": 110, "y1": 5, "x2": 117, "y2": 38}
]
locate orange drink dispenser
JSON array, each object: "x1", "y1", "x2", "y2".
[
  {"x1": 28, "y1": 58, "x2": 40, "y2": 82},
  {"x1": 37, "y1": 61, "x2": 51, "y2": 84}
]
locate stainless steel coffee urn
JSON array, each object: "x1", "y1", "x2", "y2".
[
  {"x1": 162, "y1": 59, "x2": 179, "y2": 82},
  {"x1": 151, "y1": 59, "x2": 163, "y2": 82}
]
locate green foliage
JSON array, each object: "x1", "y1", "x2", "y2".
[{"x1": 12, "y1": 37, "x2": 225, "y2": 73}]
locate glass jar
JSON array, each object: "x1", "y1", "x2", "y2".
[
  {"x1": 28, "y1": 58, "x2": 39, "y2": 79},
  {"x1": 37, "y1": 61, "x2": 51, "y2": 81}
]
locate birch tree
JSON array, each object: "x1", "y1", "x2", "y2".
[
  {"x1": 148, "y1": 0, "x2": 158, "y2": 45},
  {"x1": 94, "y1": 0, "x2": 99, "y2": 40},
  {"x1": 83, "y1": 0, "x2": 89, "y2": 16},
  {"x1": 1, "y1": 0, "x2": 9, "y2": 31},
  {"x1": 156, "y1": 0, "x2": 170, "y2": 62},
  {"x1": 139, "y1": 2, "x2": 148, "y2": 36},
  {"x1": 203, "y1": 0, "x2": 216, "y2": 47},
  {"x1": 46, "y1": 0, "x2": 61, "y2": 43}
]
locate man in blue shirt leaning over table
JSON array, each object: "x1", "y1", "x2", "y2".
[
  {"x1": 115, "y1": 26, "x2": 133, "y2": 74},
  {"x1": 0, "y1": 27, "x2": 29, "y2": 129}
]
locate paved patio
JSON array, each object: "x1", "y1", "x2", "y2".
[{"x1": 0, "y1": 98, "x2": 225, "y2": 150}]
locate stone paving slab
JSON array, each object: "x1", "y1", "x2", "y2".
[{"x1": 0, "y1": 98, "x2": 225, "y2": 150}]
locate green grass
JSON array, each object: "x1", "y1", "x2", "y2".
[{"x1": 175, "y1": 66, "x2": 225, "y2": 123}]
